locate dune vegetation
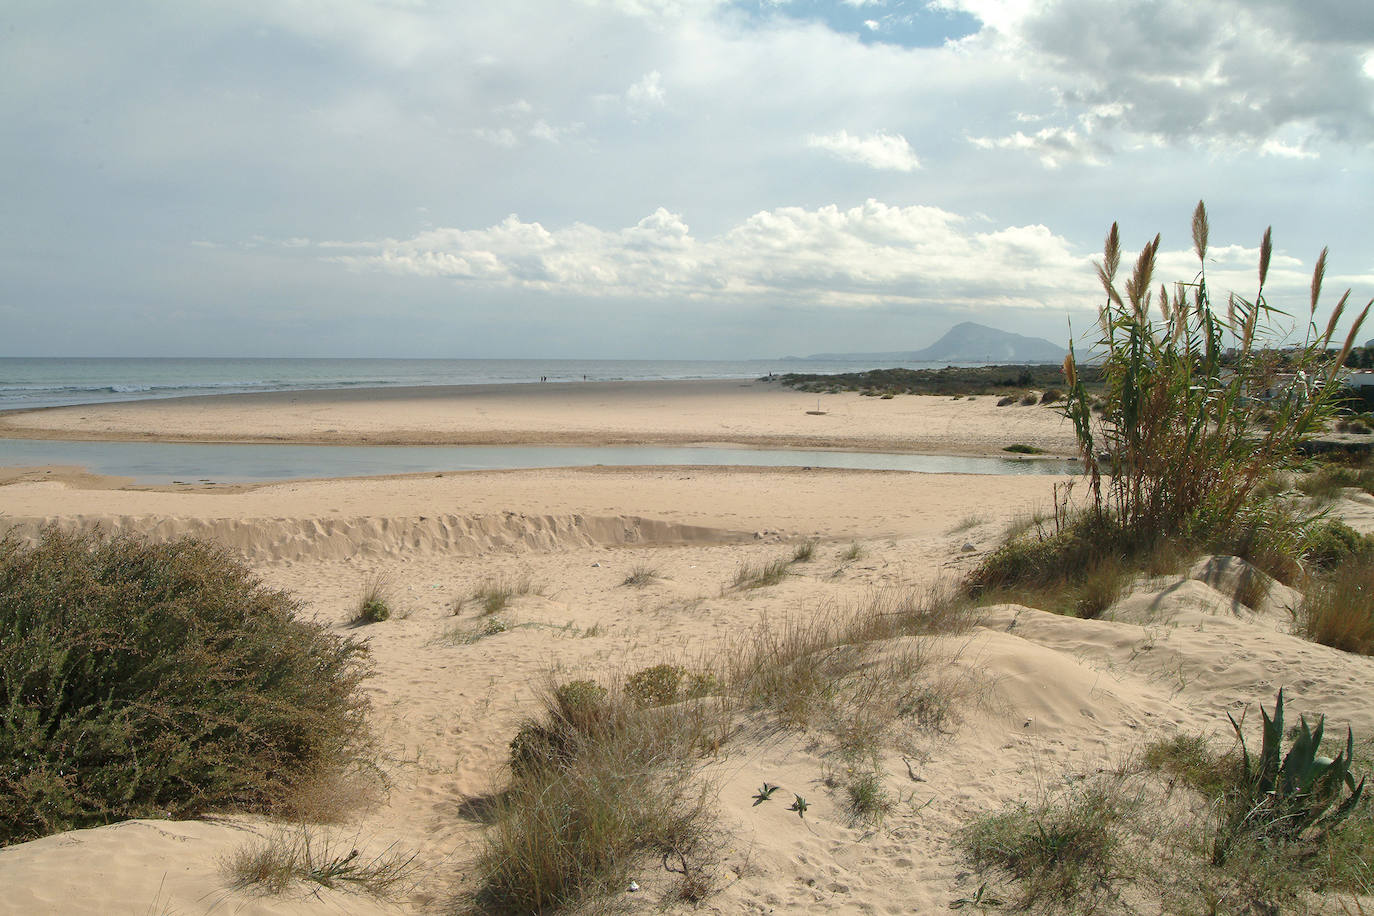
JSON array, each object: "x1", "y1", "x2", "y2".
[{"x1": 0, "y1": 529, "x2": 373, "y2": 846}]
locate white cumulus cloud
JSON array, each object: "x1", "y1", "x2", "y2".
[
  {"x1": 806, "y1": 130, "x2": 921, "y2": 171},
  {"x1": 325, "y1": 200, "x2": 1096, "y2": 309}
]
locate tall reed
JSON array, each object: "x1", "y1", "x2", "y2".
[{"x1": 1062, "y1": 202, "x2": 1371, "y2": 546}]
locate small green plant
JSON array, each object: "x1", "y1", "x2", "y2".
[
  {"x1": 1142, "y1": 733, "x2": 1238, "y2": 800},
  {"x1": 751, "y1": 782, "x2": 780, "y2": 805},
  {"x1": 1214, "y1": 689, "x2": 1366, "y2": 865},
  {"x1": 845, "y1": 771, "x2": 892, "y2": 824},
  {"x1": 621, "y1": 564, "x2": 662, "y2": 587},
  {"x1": 789, "y1": 794, "x2": 808, "y2": 818},
  {"x1": 353, "y1": 574, "x2": 392, "y2": 624},
  {"x1": 791, "y1": 539, "x2": 817, "y2": 563},
  {"x1": 950, "y1": 882, "x2": 1006, "y2": 910},
  {"x1": 959, "y1": 778, "x2": 1135, "y2": 909}
]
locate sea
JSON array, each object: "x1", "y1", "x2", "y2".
[{"x1": 0, "y1": 356, "x2": 962, "y2": 413}]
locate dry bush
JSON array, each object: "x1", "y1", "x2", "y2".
[{"x1": 471, "y1": 587, "x2": 978, "y2": 913}]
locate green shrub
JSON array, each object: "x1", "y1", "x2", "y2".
[
  {"x1": 1303, "y1": 518, "x2": 1370, "y2": 571},
  {"x1": 1040, "y1": 388, "x2": 1064, "y2": 404},
  {"x1": 508, "y1": 680, "x2": 611, "y2": 776},
  {"x1": 1001, "y1": 443, "x2": 1044, "y2": 455},
  {"x1": 625, "y1": 664, "x2": 685, "y2": 708},
  {"x1": 0, "y1": 529, "x2": 371, "y2": 846}
]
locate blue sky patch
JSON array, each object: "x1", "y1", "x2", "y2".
[{"x1": 727, "y1": 0, "x2": 982, "y2": 48}]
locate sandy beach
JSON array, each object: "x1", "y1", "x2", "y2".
[
  {"x1": 2, "y1": 382, "x2": 1373, "y2": 914},
  {"x1": 0, "y1": 379, "x2": 1082, "y2": 456}
]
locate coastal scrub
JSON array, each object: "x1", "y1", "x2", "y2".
[{"x1": 0, "y1": 528, "x2": 372, "y2": 845}]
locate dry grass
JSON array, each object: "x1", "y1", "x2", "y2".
[
  {"x1": 621, "y1": 564, "x2": 662, "y2": 587},
  {"x1": 470, "y1": 679, "x2": 726, "y2": 912},
  {"x1": 791, "y1": 539, "x2": 817, "y2": 563},
  {"x1": 1299, "y1": 554, "x2": 1374, "y2": 654},
  {"x1": 471, "y1": 575, "x2": 538, "y2": 615},
  {"x1": 729, "y1": 557, "x2": 792, "y2": 590},
  {"x1": 225, "y1": 827, "x2": 418, "y2": 898}
]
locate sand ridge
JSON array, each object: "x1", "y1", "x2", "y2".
[{"x1": 0, "y1": 379, "x2": 1079, "y2": 457}]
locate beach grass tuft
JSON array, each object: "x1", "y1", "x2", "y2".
[
  {"x1": 621, "y1": 564, "x2": 662, "y2": 587},
  {"x1": 352, "y1": 573, "x2": 393, "y2": 624},
  {"x1": 472, "y1": 575, "x2": 538, "y2": 615},
  {"x1": 1299, "y1": 554, "x2": 1374, "y2": 654},
  {"x1": 226, "y1": 827, "x2": 418, "y2": 898},
  {"x1": 730, "y1": 557, "x2": 792, "y2": 590}
]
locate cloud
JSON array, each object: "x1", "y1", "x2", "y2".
[
  {"x1": 969, "y1": 125, "x2": 1104, "y2": 168},
  {"x1": 1260, "y1": 138, "x2": 1319, "y2": 160},
  {"x1": 806, "y1": 130, "x2": 921, "y2": 170},
  {"x1": 626, "y1": 70, "x2": 667, "y2": 112},
  {"x1": 474, "y1": 127, "x2": 520, "y2": 148},
  {"x1": 325, "y1": 199, "x2": 1094, "y2": 309},
  {"x1": 945, "y1": 0, "x2": 1374, "y2": 152}
]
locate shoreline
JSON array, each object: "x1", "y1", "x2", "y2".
[{"x1": 0, "y1": 377, "x2": 1082, "y2": 458}]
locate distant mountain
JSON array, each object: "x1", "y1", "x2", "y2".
[{"x1": 800, "y1": 321, "x2": 1066, "y2": 364}]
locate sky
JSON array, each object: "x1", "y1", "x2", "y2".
[{"x1": 2, "y1": 0, "x2": 1372, "y2": 359}]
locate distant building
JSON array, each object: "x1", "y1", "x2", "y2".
[{"x1": 1345, "y1": 370, "x2": 1374, "y2": 390}]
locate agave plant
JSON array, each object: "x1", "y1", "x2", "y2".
[{"x1": 1213, "y1": 689, "x2": 1366, "y2": 864}]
